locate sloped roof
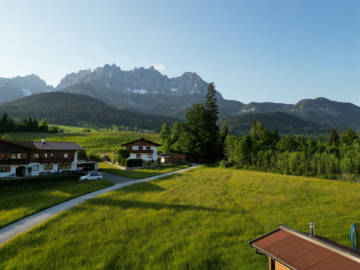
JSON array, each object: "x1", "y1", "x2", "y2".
[
  {"x1": 14, "y1": 141, "x2": 85, "y2": 151},
  {"x1": 249, "y1": 225, "x2": 360, "y2": 270},
  {"x1": 121, "y1": 137, "x2": 161, "y2": 147},
  {"x1": 32, "y1": 142, "x2": 85, "y2": 151},
  {"x1": 0, "y1": 138, "x2": 38, "y2": 150}
]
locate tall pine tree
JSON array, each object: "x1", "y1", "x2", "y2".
[{"x1": 329, "y1": 127, "x2": 340, "y2": 146}]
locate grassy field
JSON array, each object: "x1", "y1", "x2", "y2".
[
  {"x1": 1, "y1": 167, "x2": 359, "y2": 269},
  {"x1": 48, "y1": 125, "x2": 102, "y2": 132},
  {"x1": 0, "y1": 131, "x2": 160, "y2": 155},
  {"x1": 99, "y1": 162, "x2": 192, "y2": 179},
  {"x1": 0, "y1": 179, "x2": 113, "y2": 229}
]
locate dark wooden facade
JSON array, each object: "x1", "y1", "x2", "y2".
[{"x1": 0, "y1": 140, "x2": 75, "y2": 166}]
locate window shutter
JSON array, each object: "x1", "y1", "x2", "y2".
[
  {"x1": 23, "y1": 153, "x2": 27, "y2": 159},
  {"x1": 6, "y1": 167, "x2": 10, "y2": 172},
  {"x1": 7, "y1": 153, "x2": 12, "y2": 159},
  {"x1": 0, "y1": 153, "x2": 4, "y2": 159}
]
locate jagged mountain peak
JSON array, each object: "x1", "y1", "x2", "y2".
[{"x1": 56, "y1": 63, "x2": 223, "y2": 99}]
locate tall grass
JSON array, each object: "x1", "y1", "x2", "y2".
[
  {"x1": 0, "y1": 179, "x2": 113, "y2": 229},
  {"x1": 1, "y1": 167, "x2": 359, "y2": 269}
]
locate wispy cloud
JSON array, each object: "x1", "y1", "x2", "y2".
[
  {"x1": 153, "y1": 64, "x2": 165, "y2": 71},
  {"x1": 90, "y1": 43, "x2": 109, "y2": 54},
  {"x1": 220, "y1": 12, "x2": 231, "y2": 19},
  {"x1": 124, "y1": 55, "x2": 128, "y2": 59}
]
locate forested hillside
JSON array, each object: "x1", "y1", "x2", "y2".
[
  {"x1": 0, "y1": 92, "x2": 182, "y2": 131},
  {"x1": 218, "y1": 111, "x2": 330, "y2": 135}
]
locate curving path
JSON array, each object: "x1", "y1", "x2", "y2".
[{"x1": 0, "y1": 164, "x2": 199, "y2": 246}]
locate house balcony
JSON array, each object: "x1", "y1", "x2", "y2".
[
  {"x1": 40, "y1": 157, "x2": 73, "y2": 164},
  {"x1": 130, "y1": 150, "x2": 153, "y2": 153},
  {"x1": 0, "y1": 159, "x2": 30, "y2": 165}
]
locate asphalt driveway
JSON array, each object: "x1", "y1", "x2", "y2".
[{"x1": 100, "y1": 171, "x2": 134, "y2": 184}]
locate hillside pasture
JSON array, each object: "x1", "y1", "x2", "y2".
[
  {"x1": 0, "y1": 179, "x2": 113, "y2": 229},
  {"x1": 1, "y1": 167, "x2": 359, "y2": 269},
  {"x1": 48, "y1": 125, "x2": 102, "y2": 133},
  {"x1": 0, "y1": 131, "x2": 161, "y2": 155}
]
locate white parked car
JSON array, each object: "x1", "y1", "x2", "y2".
[{"x1": 79, "y1": 171, "x2": 103, "y2": 181}]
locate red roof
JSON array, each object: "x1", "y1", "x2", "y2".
[{"x1": 249, "y1": 225, "x2": 360, "y2": 270}]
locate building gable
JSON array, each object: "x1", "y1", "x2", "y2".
[{"x1": 121, "y1": 137, "x2": 161, "y2": 147}]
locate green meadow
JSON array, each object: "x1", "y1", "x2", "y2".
[
  {"x1": 48, "y1": 125, "x2": 102, "y2": 133},
  {"x1": 0, "y1": 179, "x2": 113, "y2": 229},
  {"x1": 1, "y1": 167, "x2": 359, "y2": 269},
  {"x1": 0, "y1": 130, "x2": 160, "y2": 155},
  {"x1": 99, "y1": 162, "x2": 191, "y2": 179}
]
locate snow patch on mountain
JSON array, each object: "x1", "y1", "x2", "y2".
[
  {"x1": 170, "y1": 88, "x2": 178, "y2": 92},
  {"x1": 106, "y1": 82, "x2": 110, "y2": 88},
  {"x1": 21, "y1": 88, "x2": 32, "y2": 96},
  {"x1": 133, "y1": 89, "x2": 147, "y2": 94},
  {"x1": 0, "y1": 84, "x2": 5, "y2": 88}
]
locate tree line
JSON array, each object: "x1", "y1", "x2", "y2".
[
  {"x1": 158, "y1": 82, "x2": 360, "y2": 181},
  {"x1": 221, "y1": 121, "x2": 360, "y2": 181},
  {"x1": 0, "y1": 112, "x2": 52, "y2": 133}
]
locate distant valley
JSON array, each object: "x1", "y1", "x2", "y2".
[{"x1": 1, "y1": 64, "x2": 360, "y2": 133}]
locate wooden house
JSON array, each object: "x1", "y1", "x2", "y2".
[
  {"x1": 121, "y1": 137, "x2": 161, "y2": 161},
  {"x1": 0, "y1": 137, "x2": 85, "y2": 177}
]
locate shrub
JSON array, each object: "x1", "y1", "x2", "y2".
[
  {"x1": 78, "y1": 151, "x2": 88, "y2": 160},
  {"x1": 116, "y1": 149, "x2": 130, "y2": 164},
  {"x1": 0, "y1": 175, "x2": 79, "y2": 188},
  {"x1": 219, "y1": 160, "x2": 228, "y2": 168},
  {"x1": 127, "y1": 159, "x2": 142, "y2": 167}
]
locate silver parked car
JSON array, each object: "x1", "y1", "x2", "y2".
[{"x1": 79, "y1": 171, "x2": 103, "y2": 181}]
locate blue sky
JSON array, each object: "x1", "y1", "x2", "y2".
[{"x1": 0, "y1": 0, "x2": 359, "y2": 105}]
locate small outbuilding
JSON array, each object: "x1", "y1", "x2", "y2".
[
  {"x1": 159, "y1": 153, "x2": 186, "y2": 164},
  {"x1": 249, "y1": 224, "x2": 360, "y2": 270}
]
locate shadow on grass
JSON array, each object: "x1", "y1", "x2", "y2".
[
  {"x1": 121, "y1": 182, "x2": 166, "y2": 193},
  {"x1": 86, "y1": 197, "x2": 241, "y2": 214}
]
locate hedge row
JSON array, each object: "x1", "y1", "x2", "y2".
[
  {"x1": 119, "y1": 158, "x2": 143, "y2": 168},
  {"x1": 0, "y1": 175, "x2": 79, "y2": 187}
]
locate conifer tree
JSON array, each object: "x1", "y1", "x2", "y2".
[
  {"x1": 329, "y1": 127, "x2": 340, "y2": 146},
  {"x1": 159, "y1": 123, "x2": 171, "y2": 144}
]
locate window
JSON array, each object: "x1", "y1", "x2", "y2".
[
  {"x1": 33, "y1": 165, "x2": 39, "y2": 171},
  {"x1": 139, "y1": 147, "x2": 143, "y2": 150},
  {"x1": 0, "y1": 153, "x2": 5, "y2": 159},
  {"x1": 148, "y1": 154, "x2": 153, "y2": 158},
  {"x1": 64, "y1": 153, "x2": 68, "y2": 158},
  {"x1": 12, "y1": 153, "x2": 17, "y2": 159},
  {"x1": 136, "y1": 154, "x2": 141, "y2": 159},
  {"x1": 34, "y1": 153, "x2": 39, "y2": 158},
  {"x1": 43, "y1": 153, "x2": 48, "y2": 158},
  {"x1": 51, "y1": 153, "x2": 54, "y2": 157},
  {"x1": 17, "y1": 153, "x2": 22, "y2": 159},
  {"x1": 59, "y1": 164, "x2": 70, "y2": 169},
  {"x1": 146, "y1": 147, "x2": 150, "y2": 150},
  {"x1": 44, "y1": 165, "x2": 53, "y2": 170},
  {"x1": 0, "y1": 166, "x2": 7, "y2": 172}
]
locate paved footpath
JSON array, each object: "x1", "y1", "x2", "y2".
[{"x1": 0, "y1": 164, "x2": 199, "y2": 246}]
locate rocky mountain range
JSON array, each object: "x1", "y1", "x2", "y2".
[
  {"x1": 0, "y1": 75, "x2": 54, "y2": 103},
  {"x1": 57, "y1": 64, "x2": 221, "y2": 97},
  {"x1": 1, "y1": 64, "x2": 360, "y2": 131}
]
